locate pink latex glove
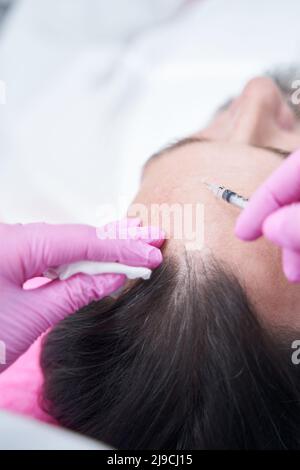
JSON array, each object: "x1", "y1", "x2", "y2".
[
  {"x1": 235, "y1": 148, "x2": 300, "y2": 282},
  {"x1": 0, "y1": 219, "x2": 164, "y2": 370}
]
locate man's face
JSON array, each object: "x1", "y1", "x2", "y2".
[{"x1": 129, "y1": 76, "x2": 300, "y2": 329}]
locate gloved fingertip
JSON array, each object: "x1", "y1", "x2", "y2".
[
  {"x1": 148, "y1": 227, "x2": 166, "y2": 247},
  {"x1": 149, "y1": 236, "x2": 165, "y2": 248},
  {"x1": 234, "y1": 221, "x2": 252, "y2": 242},
  {"x1": 234, "y1": 218, "x2": 260, "y2": 241},
  {"x1": 234, "y1": 220, "x2": 247, "y2": 240},
  {"x1": 283, "y1": 265, "x2": 300, "y2": 283},
  {"x1": 282, "y1": 249, "x2": 300, "y2": 283},
  {"x1": 148, "y1": 247, "x2": 163, "y2": 268},
  {"x1": 129, "y1": 225, "x2": 166, "y2": 246}
]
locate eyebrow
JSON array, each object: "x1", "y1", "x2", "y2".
[{"x1": 142, "y1": 136, "x2": 292, "y2": 174}]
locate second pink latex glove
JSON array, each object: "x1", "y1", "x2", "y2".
[
  {"x1": 0, "y1": 219, "x2": 164, "y2": 370},
  {"x1": 235, "y1": 148, "x2": 300, "y2": 282}
]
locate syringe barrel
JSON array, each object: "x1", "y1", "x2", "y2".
[{"x1": 221, "y1": 189, "x2": 248, "y2": 209}]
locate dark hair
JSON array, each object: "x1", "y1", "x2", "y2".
[{"x1": 40, "y1": 253, "x2": 300, "y2": 449}]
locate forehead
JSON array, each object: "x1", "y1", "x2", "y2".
[
  {"x1": 140, "y1": 140, "x2": 288, "y2": 215},
  {"x1": 142, "y1": 137, "x2": 208, "y2": 176},
  {"x1": 142, "y1": 137, "x2": 290, "y2": 180},
  {"x1": 135, "y1": 141, "x2": 298, "y2": 330}
]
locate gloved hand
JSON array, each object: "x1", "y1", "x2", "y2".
[
  {"x1": 235, "y1": 148, "x2": 300, "y2": 282},
  {"x1": 0, "y1": 219, "x2": 164, "y2": 369}
]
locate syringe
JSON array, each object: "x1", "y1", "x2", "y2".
[{"x1": 203, "y1": 182, "x2": 249, "y2": 210}]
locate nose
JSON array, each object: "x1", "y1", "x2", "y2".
[{"x1": 228, "y1": 77, "x2": 295, "y2": 145}]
